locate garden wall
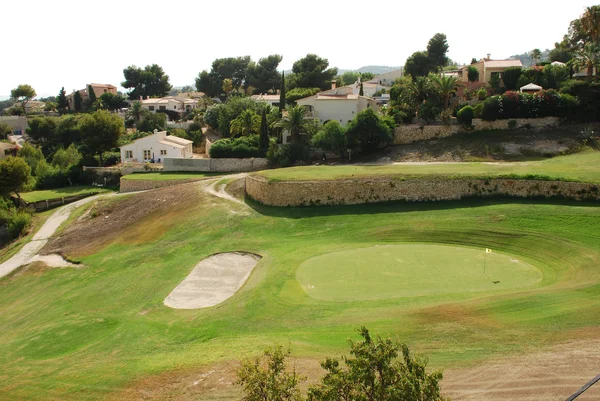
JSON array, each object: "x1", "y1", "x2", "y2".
[
  {"x1": 163, "y1": 157, "x2": 269, "y2": 173},
  {"x1": 119, "y1": 178, "x2": 203, "y2": 193},
  {"x1": 245, "y1": 175, "x2": 599, "y2": 207},
  {"x1": 393, "y1": 117, "x2": 560, "y2": 145},
  {"x1": 21, "y1": 193, "x2": 101, "y2": 212}
]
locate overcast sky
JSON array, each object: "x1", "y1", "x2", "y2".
[{"x1": 2, "y1": 0, "x2": 594, "y2": 99}]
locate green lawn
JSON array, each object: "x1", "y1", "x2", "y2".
[
  {"x1": 1, "y1": 175, "x2": 600, "y2": 399},
  {"x1": 20, "y1": 186, "x2": 112, "y2": 203},
  {"x1": 121, "y1": 172, "x2": 220, "y2": 181},
  {"x1": 297, "y1": 244, "x2": 542, "y2": 301},
  {"x1": 258, "y1": 150, "x2": 600, "y2": 184}
]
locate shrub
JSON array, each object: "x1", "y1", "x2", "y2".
[
  {"x1": 502, "y1": 67, "x2": 522, "y2": 91},
  {"x1": 345, "y1": 108, "x2": 393, "y2": 154},
  {"x1": 7, "y1": 211, "x2": 31, "y2": 240},
  {"x1": 187, "y1": 122, "x2": 202, "y2": 132},
  {"x1": 418, "y1": 100, "x2": 441, "y2": 124},
  {"x1": 440, "y1": 109, "x2": 453, "y2": 125},
  {"x1": 267, "y1": 142, "x2": 310, "y2": 167},
  {"x1": 209, "y1": 135, "x2": 264, "y2": 158},
  {"x1": 558, "y1": 93, "x2": 580, "y2": 121},
  {"x1": 311, "y1": 121, "x2": 347, "y2": 158},
  {"x1": 457, "y1": 106, "x2": 474, "y2": 126},
  {"x1": 473, "y1": 103, "x2": 484, "y2": 118},
  {"x1": 481, "y1": 96, "x2": 502, "y2": 121},
  {"x1": 477, "y1": 88, "x2": 488, "y2": 101},
  {"x1": 203, "y1": 104, "x2": 222, "y2": 129}
]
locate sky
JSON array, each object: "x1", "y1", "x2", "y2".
[{"x1": 2, "y1": 0, "x2": 596, "y2": 99}]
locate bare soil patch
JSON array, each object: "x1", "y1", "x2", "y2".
[
  {"x1": 42, "y1": 183, "x2": 203, "y2": 259},
  {"x1": 164, "y1": 252, "x2": 261, "y2": 309}
]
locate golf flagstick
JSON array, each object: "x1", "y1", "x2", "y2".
[{"x1": 484, "y1": 248, "x2": 500, "y2": 284}]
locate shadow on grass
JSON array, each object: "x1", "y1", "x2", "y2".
[{"x1": 244, "y1": 196, "x2": 600, "y2": 219}]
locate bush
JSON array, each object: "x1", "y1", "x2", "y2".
[
  {"x1": 473, "y1": 103, "x2": 484, "y2": 118},
  {"x1": 508, "y1": 119, "x2": 518, "y2": 129},
  {"x1": 311, "y1": 121, "x2": 347, "y2": 158},
  {"x1": 203, "y1": 105, "x2": 222, "y2": 129},
  {"x1": 187, "y1": 122, "x2": 202, "y2": 132},
  {"x1": 267, "y1": 142, "x2": 310, "y2": 167},
  {"x1": 418, "y1": 100, "x2": 441, "y2": 124},
  {"x1": 345, "y1": 108, "x2": 393, "y2": 154},
  {"x1": 457, "y1": 106, "x2": 474, "y2": 126},
  {"x1": 101, "y1": 151, "x2": 121, "y2": 166},
  {"x1": 502, "y1": 67, "x2": 522, "y2": 91},
  {"x1": 481, "y1": 96, "x2": 502, "y2": 121},
  {"x1": 7, "y1": 211, "x2": 31, "y2": 240},
  {"x1": 477, "y1": 88, "x2": 488, "y2": 101},
  {"x1": 209, "y1": 135, "x2": 264, "y2": 158}
]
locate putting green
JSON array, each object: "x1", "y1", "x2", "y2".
[{"x1": 296, "y1": 244, "x2": 543, "y2": 301}]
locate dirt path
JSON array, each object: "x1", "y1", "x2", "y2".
[
  {"x1": 202, "y1": 174, "x2": 247, "y2": 205},
  {"x1": 0, "y1": 194, "x2": 110, "y2": 278}
]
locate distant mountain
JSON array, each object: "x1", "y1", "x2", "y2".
[
  {"x1": 339, "y1": 65, "x2": 401, "y2": 75},
  {"x1": 509, "y1": 49, "x2": 551, "y2": 67}
]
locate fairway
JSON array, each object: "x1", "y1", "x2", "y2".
[{"x1": 297, "y1": 244, "x2": 543, "y2": 301}]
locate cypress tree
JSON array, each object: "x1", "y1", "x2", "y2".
[
  {"x1": 74, "y1": 91, "x2": 82, "y2": 112},
  {"x1": 359, "y1": 81, "x2": 364, "y2": 96},
  {"x1": 279, "y1": 71, "x2": 286, "y2": 115},
  {"x1": 259, "y1": 107, "x2": 269, "y2": 151},
  {"x1": 88, "y1": 85, "x2": 97, "y2": 103},
  {"x1": 57, "y1": 87, "x2": 68, "y2": 115}
]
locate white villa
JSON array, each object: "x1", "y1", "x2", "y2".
[
  {"x1": 120, "y1": 130, "x2": 193, "y2": 163},
  {"x1": 250, "y1": 94, "x2": 281, "y2": 108},
  {"x1": 140, "y1": 96, "x2": 198, "y2": 117}
]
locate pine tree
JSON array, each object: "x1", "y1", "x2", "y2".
[
  {"x1": 88, "y1": 85, "x2": 97, "y2": 103},
  {"x1": 279, "y1": 71, "x2": 286, "y2": 115},
  {"x1": 259, "y1": 107, "x2": 269, "y2": 151},
  {"x1": 359, "y1": 81, "x2": 364, "y2": 96},
  {"x1": 57, "y1": 87, "x2": 68, "y2": 115}
]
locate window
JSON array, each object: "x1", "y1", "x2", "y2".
[
  {"x1": 160, "y1": 150, "x2": 167, "y2": 156},
  {"x1": 159, "y1": 106, "x2": 166, "y2": 111},
  {"x1": 143, "y1": 150, "x2": 151, "y2": 160},
  {"x1": 125, "y1": 150, "x2": 133, "y2": 158},
  {"x1": 148, "y1": 106, "x2": 155, "y2": 111},
  {"x1": 174, "y1": 105, "x2": 177, "y2": 109}
]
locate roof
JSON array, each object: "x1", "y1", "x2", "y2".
[
  {"x1": 316, "y1": 94, "x2": 359, "y2": 100},
  {"x1": 520, "y1": 83, "x2": 543, "y2": 90},
  {"x1": 158, "y1": 140, "x2": 186, "y2": 149},
  {"x1": 164, "y1": 135, "x2": 192, "y2": 145},
  {"x1": 89, "y1": 83, "x2": 117, "y2": 89},
  {"x1": 551, "y1": 61, "x2": 566, "y2": 66},
  {"x1": 483, "y1": 59, "x2": 523, "y2": 68},
  {"x1": 251, "y1": 94, "x2": 280, "y2": 101}
]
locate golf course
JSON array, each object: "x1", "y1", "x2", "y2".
[{"x1": 1, "y1": 151, "x2": 600, "y2": 400}]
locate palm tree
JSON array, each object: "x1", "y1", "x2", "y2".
[
  {"x1": 581, "y1": 6, "x2": 600, "y2": 44},
  {"x1": 230, "y1": 109, "x2": 260, "y2": 136},
  {"x1": 574, "y1": 42, "x2": 600, "y2": 81},
  {"x1": 275, "y1": 105, "x2": 314, "y2": 143},
  {"x1": 431, "y1": 75, "x2": 460, "y2": 110},
  {"x1": 408, "y1": 76, "x2": 431, "y2": 105},
  {"x1": 126, "y1": 101, "x2": 146, "y2": 124}
]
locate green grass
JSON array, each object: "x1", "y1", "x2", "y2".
[
  {"x1": 1, "y1": 171, "x2": 600, "y2": 399},
  {"x1": 258, "y1": 150, "x2": 600, "y2": 183},
  {"x1": 0, "y1": 210, "x2": 53, "y2": 264},
  {"x1": 20, "y1": 186, "x2": 112, "y2": 203},
  {"x1": 121, "y1": 172, "x2": 220, "y2": 181},
  {"x1": 297, "y1": 244, "x2": 542, "y2": 301}
]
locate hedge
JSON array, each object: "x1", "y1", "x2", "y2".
[{"x1": 209, "y1": 135, "x2": 265, "y2": 158}]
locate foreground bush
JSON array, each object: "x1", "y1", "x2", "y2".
[
  {"x1": 0, "y1": 197, "x2": 32, "y2": 245},
  {"x1": 457, "y1": 105, "x2": 474, "y2": 126},
  {"x1": 481, "y1": 90, "x2": 576, "y2": 121},
  {"x1": 267, "y1": 142, "x2": 310, "y2": 167},
  {"x1": 238, "y1": 327, "x2": 445, "y2": 401}
]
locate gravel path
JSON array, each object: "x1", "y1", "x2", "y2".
[{"x1": 0, "y1": 194, "x2": 107, "y2": 278}]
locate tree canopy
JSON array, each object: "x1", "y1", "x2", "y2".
[
  {"x1": 196, "y1": 56, "x2": 252, "y2": 97},
  {"x1": 10, "y1": 84, "x2": 36, "y2": 116},
  {"x1": 345, "y1": 108, "x2": 393, "y2": 154},
  {"x1": 427, "y1": 33, "x2": 450, "y2": 72},
  {"x1": 246, "y1": 54, "x2": 283, "y2": 94},
  {"x1": 122, "y1": 64, "x2": 173, "y2": 100},
  {"x1": 291, "y1": 54, "x2": 338, "y2": 90},
  {"x1": 404, "y1": 51, "x2": 434, "y2": 78},
  {"x1": 78, "y1": 110, "x2": 124, "y2": 166},
  {"x1": 0, "y1": 157, "x2": 31, "y2": 198}
]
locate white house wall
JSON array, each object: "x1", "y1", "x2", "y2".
[{"x1": 120, "y1": 133, "x2": 186, "y2": 163}]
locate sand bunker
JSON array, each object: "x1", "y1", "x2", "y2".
[
  {"x1": 28, "y1": 254, "x2": 78, "y2": 268},
  {"x1": 164, "y1": 252, "x2": 261, "y2": 309}
]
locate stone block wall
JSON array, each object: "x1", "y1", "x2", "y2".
[
  {"x1": 162, "y1": 157, "x2": 269, "y2": 173},
  {"x1": 393, "y1": 117, "x2": 560, "y2": 145},
  {"x1": 246, "y1": 175, "x2": 599, "y2": 207}
]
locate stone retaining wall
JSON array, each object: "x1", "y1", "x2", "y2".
[
  {"x1": 246, "y1": 175, "x2": 599, "y2": 207},
  {"x1": 163, "y1": 157, "x2": 269, "y2": 172},
  {"x1": 119, "y1": 178, "x2": 203, "y2": 193},
  {"x1": 394, "y1": 117, "x2": 560, "y2": 145}
]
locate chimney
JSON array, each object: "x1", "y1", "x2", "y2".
[
  {"x1": 331, "y1": 80, "x2": 337, "y2": 90},
  {"x1": 486, "y1": 53, "x2": 491, "y2": 60}
]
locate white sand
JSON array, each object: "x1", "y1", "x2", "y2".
[{"x1": 164, "y1": 252, "x2": 261, "y2": 309}]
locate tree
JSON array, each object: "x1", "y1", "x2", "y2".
[
  {"x1": 0, "y1": 122, "x2": 12, "y2": 140},
  {"x1": 137, "y1": 112, "x2": 166, "y2": 133},
  {"x1": 340, "y1": 71, "x2": 360, "y2": 86},
  {"x1": 502, "y1": 67, "x2": 522, "y2": 91},
  {"x1": 307, "y1": 327, "x2": 446, "y2": 401},
  {"x1": 196, "y1": 56, "x2": 252, "y2": 97},
  {"x1": 52, "y1": 144, "x2": 82, "y2": 169},
  {"x1": 100, "y1": 92, "x2": 126, "y2": 112},
  {"x1": 126, "y1": 101, "x2": 147, "y2": 124},
  {"x1": 276, "y1": 105, "x2": 314, "y2": 142},
  {"x1": 57, "y1": 87, "x2": 68, "y2": 115},
  {"x1": 427, "y1": 33, "x2": 450, "y2": 72},
  {"x1": 17, "y1": 143, "x2": 44, "y2": 175},
  {"x1": 345, "y1": 108, "x2": 393, "y2": 154},
  {"x1": 291, "y1": 54, "x2": 338, "y2": 90},
  {"x1": 237, "y1": 345, "x2": 304, "y2": 401},
  {"x1": 279, "y1": 71, "x2": 286, "y2": 114},
  {"x1": 26, "y1": 116, "x2": 58, "y2": 146},
  {"x1": 78, "y1": 110, "x2": 124, "y2": 166},
  {"x1": 360, "y1": 72, "x2": 375, "y2": 81},
  {"x1": 489, "y1": 74, "x2": 501, "y2": 91},
  {"x1": 573, "y1": 41, "x2": 600, "y2": 80},
  {"x1": 74, "y1": 91, "x2": 83, "y2": 112},
  {"x1": 311, "y1": 120, "x2": 347, "y2": 158},
  {"x1": 404, "y1": 51, "x2": 433, "y2": 78},
  {"x1": 530, "y1": 49, "x2": 542, "y2": 65},
  {"x1": 0, "y1": 157, "x2": 31, "y2": 200},
  {"x1": 195, "y1": 70, "x2": 218, "y2": 97},
  {"x1": 467, "y1": 66, "x2": 479, "y2": 83},
  {"x1": 122, "y1": 64, "x2": 173, "y2": 100},
  {"x1": 230, "y1": 109, "x2": 260, "y2": 137},
  {"x1": 246, "y1": 54, "x2": 283, "y2": 94},
  {"x1": 471, "y1": 58, "x2": 478, "y2": 64},
  {"x1": 359, "y1": 81, "x2": 364, "y2": 96},
  {"x1": 431, "y1": 75, "x2": 460, "y2": 109},
  {"x1": 286, "y1": 88, "x2": 321, "y2": 104},
  {"x1": 88, "y1": 85, "x2": 97, "y2": 103},
  {"x1": 10, "y1": 84, "x2": 36, "y2": 116},
  {"x1": 259, "y1": 107, "x2": 270, "y2": 150}
]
